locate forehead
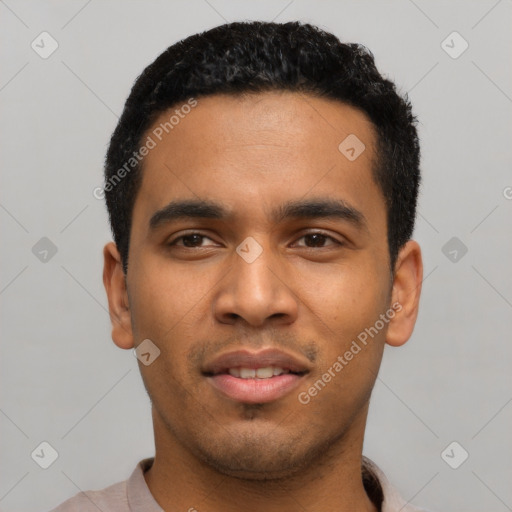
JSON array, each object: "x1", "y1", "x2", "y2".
[{"x1": 132, "y1": 91, "x2": 385, "y2": 233}]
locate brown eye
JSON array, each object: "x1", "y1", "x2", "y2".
[
  {"x1": 181, "y1": 234, "x2": 204, "y2": 247},
  {"x1": 168, "y1": 233, "x2": 214, "y2": 248},
  {"x1": 295, "y1": 232, "x2": 342, "y2": 248}
]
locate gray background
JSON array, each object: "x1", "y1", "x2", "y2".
[{"x1": 1, "y1": 1, "x2": 511, "y2": 510}]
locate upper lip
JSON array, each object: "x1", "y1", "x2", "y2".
[{"x1": 202, "y1": 348, "x2": 312, "y2": 375}]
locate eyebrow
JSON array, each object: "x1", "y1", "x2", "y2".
[{"x1": 149, "y1": 198, "x2": 368, "y2": 232}]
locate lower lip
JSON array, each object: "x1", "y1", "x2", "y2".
[{"x1": 207, "y1": 374, "x2": 303, "y2": 404}]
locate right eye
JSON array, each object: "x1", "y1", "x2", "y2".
[{"x1": 167, "y1": 232, "x2": 218, "y2": 248}]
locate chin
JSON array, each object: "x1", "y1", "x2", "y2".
[
  {"x1": 190, "y1": 426, "x2": 339, "y2": 482},
  {"x1": 199, "y1": 450, "x2": 308, "y2": 481}
]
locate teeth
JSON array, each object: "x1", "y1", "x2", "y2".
[
  {"x1": 227, "y1": 366, "x2": 289, "y2": 379},
  {"x1": 228, "y1": 368, "x2": 240, "y2": 377},
  {"x1": 239, "y1": 368, "x2": 256, "y2": 378},
  {"x1": 255, "y1": 367, "x2": 274, "y2": 378}
]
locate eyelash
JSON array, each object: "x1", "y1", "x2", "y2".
[{"x1": 167, "y1": 231, "x2": 344, "y2": 249}]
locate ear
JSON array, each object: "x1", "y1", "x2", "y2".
[
  {"x1": 102, "y1": 242, "x2": 134, "y2": 350},
  {"x1": 386, "y1": 240, "x2": 423, "y2": 347}
]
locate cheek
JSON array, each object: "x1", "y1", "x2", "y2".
[
  {"x1": 128, "y1": 253, "x2": 214, "y2": 339},
  {"x1": 302, "y1": 260, "x2": 389, "y2": 404},
  {"x1": 127, "y1": 258, "x2": 215, "y2": 393},
  {"x1": 299, "y1": 328, "x2": 384, "y2": 418},
  {"x1": 305, "y1": 259, "x2": 389, "y2": 338}
]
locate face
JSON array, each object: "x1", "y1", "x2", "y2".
[{"x1": 104, "y1": 91, "x2": 422, "y2": 480}]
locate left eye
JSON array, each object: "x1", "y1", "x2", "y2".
[{"x1": 294, "y1": 233, "x2": 341, "y2": 248}]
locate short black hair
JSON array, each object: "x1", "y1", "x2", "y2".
[{"x1": 104, "y1": 21, "x2": 420, "y2": 274}]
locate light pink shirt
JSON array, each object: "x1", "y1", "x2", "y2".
[{"x1": 49, "y1": 457, "x2": 429, "y2": 511}]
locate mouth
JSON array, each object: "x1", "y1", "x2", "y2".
[{"x1": 202, "y1": 349, "x2": 310, "y2": 404}]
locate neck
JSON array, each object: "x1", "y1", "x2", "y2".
[{"x1": 144, "y1": 406, "x2": 379, "y2": 512}]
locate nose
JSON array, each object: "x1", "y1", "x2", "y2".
[{"x1": 212, "y1": 241, "x2": 299, "y2": 327}]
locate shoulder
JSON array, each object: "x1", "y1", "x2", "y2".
[{"x1": 48, "y1": 479, "x2": 128, "y2": 512}]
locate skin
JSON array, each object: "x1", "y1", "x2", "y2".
[{"x1": 103, "y1": 91, "x2": 423, "y2": 512}]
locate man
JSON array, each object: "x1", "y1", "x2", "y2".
[{"x1": 52, "y1": 20, "x2": 426, "y2": 511}]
